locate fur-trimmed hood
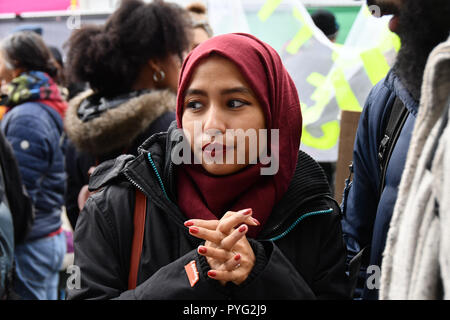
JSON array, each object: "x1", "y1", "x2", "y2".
[{"x1": 65, "y1": 89, "x2": 176, "y2": 156}]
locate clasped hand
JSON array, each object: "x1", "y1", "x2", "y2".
[{"x1": 184, "y1": 208, "x2": 258, "y2": 286}]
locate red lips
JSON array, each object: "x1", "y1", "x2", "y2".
[{"x1": 202, "y1": 142, "x2": 231, "y2": 157}]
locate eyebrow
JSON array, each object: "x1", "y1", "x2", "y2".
[{"x1": 184, "y1": 87, "x2": 253, "y2": 97}]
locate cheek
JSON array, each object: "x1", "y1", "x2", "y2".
[
  {"x1": 181, "y1": 116, "x2": 197, "y2": 150},
  {"x1": 0, "y1": 64, "x2": 9, "y2": 81},
  {"x1": 251, "y1": 108, "x2": 268, "y2": 155},
  {"x1": 169, "y1": 71, "x2": 179, "y2": 91},
  {"x1": 250, "y1": 107, "x2": 267, "y2": 132},
  {"x1": 167, "y1": 62, "x2": 181, "y2": 91}
]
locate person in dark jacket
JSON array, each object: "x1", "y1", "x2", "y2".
[
  {"x1": 63, "y1": 0, "x2": 192, "y2": 229},
  {"x1": 68, "y1": 33, "x2": 350, "y2": 300},
  {"x1": 341, "y1": 0, "x2": 450, "y2": 299},
  {"x1": 0, "y1": 31, "x2": 67, "y2": 299},
  {"x1": 0, "y1": 163, "x2": 13, "y2": 300},
  {"x1": 0, "y1": 130, "x2": 34, "y2": 299}
]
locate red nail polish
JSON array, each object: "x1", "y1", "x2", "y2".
[
  {"x1": 184, "y1": 221, "x2": 194, "y2": 227},
  {"x1": 242, "y1": 208, "x2": 252, "y2": 215},
  {"x1": 252, "y1": 218, "x2": 260, "y2": 226},
  {"x1": 198, "y1": 246, "x2": 207, "y2": 254},
  {"x1": 239, "y1": 225, "x2": 247, "y2": 233},
  {"x1": 189, "y1": 227, "x2": 199, "y2": 234},
  {"x1": 208, "y1": 271, "x2": 216, "y2": 277},
  {"x1": 234, "y1": 254, "x2": 241, "y2": 261}
]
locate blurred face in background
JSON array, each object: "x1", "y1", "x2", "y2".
[
  {"x1": 190, "y1": 27, "x2": 210, "y2": 50},
  {"x1": 0, "y1": 50, "x2": 15, "y2": 85}
]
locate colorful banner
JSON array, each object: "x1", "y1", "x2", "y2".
[{"x1": 0, "y1": 0, "x2": 72, "y2": 14}]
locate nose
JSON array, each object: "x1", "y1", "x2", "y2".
[{"x1": 203, "y1": 102, "x2": 227, "y2": 136}]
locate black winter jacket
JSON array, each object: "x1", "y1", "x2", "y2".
[
  {"x1": 68, "y1": 123, "x2": 350, "y2": 300},
  {"x1": 0, "y1": 127, "x2": 33, "y2": 245}
]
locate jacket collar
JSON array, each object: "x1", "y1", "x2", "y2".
[
  {"x1": 65, "y1": 89, "x2": 176, "y2": 156},
  {"x1": 385, "y1": 70, "x2": 419, "y2": 117}
]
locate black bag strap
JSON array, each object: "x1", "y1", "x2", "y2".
[
  {"x1": 377, "y1": 96, "x2": 409, "y2": 198},
  {"x1": 348, "y1": 245, "x2": 370, "y2": 298}
]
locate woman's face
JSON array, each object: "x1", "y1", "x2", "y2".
[
  {"x1": 181, "y1": 55, "x2": 266, "y2": 176},
  {"x1": 0, "y1": 50, "x2": 15, "y2": 86},
  {"x1": 190, "y1": 27, "x2": 210, "y2": 51}
]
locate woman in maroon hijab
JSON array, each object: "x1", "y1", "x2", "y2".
[{"x1": 68, "y1": 33, "x2": 350, "y2": 300}]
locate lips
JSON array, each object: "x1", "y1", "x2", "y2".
[
  {"x1": 388, "y1": 15, "x2": 400, "y2": 33},
  {"x1": 202, "y1": 142, "x2": 233, "y2": 157}
]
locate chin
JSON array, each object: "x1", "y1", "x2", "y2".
[{"x1": 202, "y1": 163, "x2": 246, "y2": 176}]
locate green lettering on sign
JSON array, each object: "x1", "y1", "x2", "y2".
[
  {"x1": 302, "y1": 121, "x2": 340, "y2": 150},
  {"x1": 331, "y1": 68, "x2": 362, "y2": 112},
  {"x1": 258, "y1": 0, "x2": 282, "y2": 22},
  {"x1": 360, "y1": 48, "x2": 390, "y2": 85}
]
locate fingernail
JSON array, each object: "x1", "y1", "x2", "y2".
[
  {"x1": 208, "y1": 271, "x2": 216, "y2": 278},
  {"x1": 198, "y1": 246, "x2": 207, "y2": 254},
  {"x1": 238, "y1": 225, "x2": 247, "y2": 233},
  {"x1": 234, "y1": 254, "x2": 241, "y2": 261},
  {"x1": 241, "y1": 208, "x2": 252, "y2": 216},
  {"x1": 184, "y1": 221, "x2": 194, "y2": 227},
  {"x1": 189, "y1": 227, "x2": 199, "y2": 234},
  {"x1": 252, "y1": 218, "x2": 260, "y2": 226}
]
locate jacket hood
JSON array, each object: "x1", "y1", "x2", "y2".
[{"x1": 64, "y1": 89, "x2": 176, "y2": 156}]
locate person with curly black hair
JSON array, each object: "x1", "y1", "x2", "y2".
[{"x1": 63, "y1": 0, "x2": 192, "y2": 229}]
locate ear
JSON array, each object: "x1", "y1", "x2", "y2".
[{"x1": 148, "y1": 59, "x2": 162, "y2": 73}]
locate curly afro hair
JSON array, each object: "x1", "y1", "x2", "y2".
[{"x1": 65, "y1": 0, "x2": 191, "y2": 98}]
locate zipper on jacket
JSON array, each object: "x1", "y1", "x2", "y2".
[
  {"x1": 123, "y1": 152, "x2": 171, "y2": 204},
  {"x1": 143, "y1": 152, "x2": 334, "y2": 240},
  {"x1": 261, "y1": 193, "x2": 333, "y2": 238},
  {"x1": 147, "y1": 152, "x2": 170, "y2": 201},
  {"x1": 123, "y1": 170, "x2": 147, "y2": 196},
  {"x1": 264, "y1": 208, "x2": 333, "y2": 242}
]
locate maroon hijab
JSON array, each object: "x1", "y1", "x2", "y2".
[{"x1": 176, "y1": 33, "x2": 302, "y2": 237}]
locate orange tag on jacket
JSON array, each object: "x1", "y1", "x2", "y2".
[{"x1": 184, "y1": 260, "x2": 199, "y2": 287}]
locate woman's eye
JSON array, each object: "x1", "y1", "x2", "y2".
[
  {"x1": 186, "y1": 101, "x2": 203, "y2": 110},
  {"x1": 227, "y1": 100, "x2": 248, "y2": 109}
]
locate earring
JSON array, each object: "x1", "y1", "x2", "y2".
[{"x1": 153, "y1": 70, "x2": 166, "y2": 83}]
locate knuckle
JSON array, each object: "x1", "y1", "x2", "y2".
[
  {"x1": 217, "y1": 223, "x2": 229, "y2": 234},
  {"x1": 213, "y1": 232, "x2": 223, "y2": 244},
  {"x1": 220, "y1": 239, "x2": 231, "y2": 251}
]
